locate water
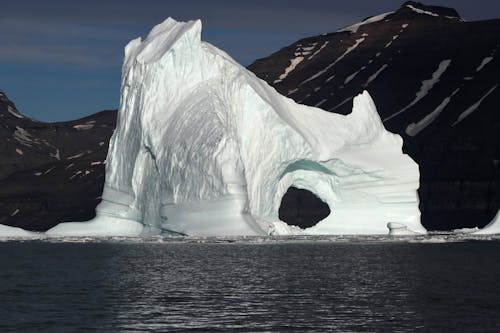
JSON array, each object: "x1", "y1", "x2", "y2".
[{"x1": 1, "y1": 237, "x2": 500, "y2": 332}]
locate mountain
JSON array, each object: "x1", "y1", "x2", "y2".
[
  {"x1": 0, "y1": 91, "x2": 115, "y2": 231},
  {"x1": 248, "y1": 1, "x2": 500, "y2": 230}
]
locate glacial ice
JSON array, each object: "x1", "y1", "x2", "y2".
[
  {"x1": 0, "y1": 16, "x2": 435, "y2": 238},
  {"x1": 41, "y1": 17, "x2": 428, "y2": 237},
  {"x1": 42, "y1": 18, "x2": 428, "y2": 237}
]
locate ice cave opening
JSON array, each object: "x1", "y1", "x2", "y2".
[{"x1": 278, "y1": 187, "x2": 331, "y2": 229}]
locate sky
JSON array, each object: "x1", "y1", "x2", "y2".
[{"x1": 1, "y1": 0, "x2": 499, "y2": 122}]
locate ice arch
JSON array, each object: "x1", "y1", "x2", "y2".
[
  {"x1": 47, "y1": 18, "x2": 425, "y2": 237},
  {"x1": 277, "y1": 160, "x2": 336, "y2": 230}
]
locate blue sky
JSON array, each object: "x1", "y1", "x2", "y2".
[{"x1": 1, "y1": 0, "x2": 499, "y2": 121}]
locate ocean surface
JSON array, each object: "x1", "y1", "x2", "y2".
[{"x1": 1, "y1": 235, "x2": 499, "y2": 332}]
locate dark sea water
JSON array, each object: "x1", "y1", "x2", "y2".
[{"x1": 1, "y1": 237, "x2": 500, "y2": 332}]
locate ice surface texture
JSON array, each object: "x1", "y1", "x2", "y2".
[{"x1": 47, "y1": 18, "x2": 426, "y2": 236}]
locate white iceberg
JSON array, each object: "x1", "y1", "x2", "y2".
[
  {"x1": 472, "y1": 210, "x2": 500, "y2": 235},
  {"x1": 0, "y1": 224, "x2": 39, "y2": 237},
  {"x1": 42, "y1": 18, "x2": 425, "y2": 236}
]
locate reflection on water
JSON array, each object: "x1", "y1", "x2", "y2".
[{"x1": 0, "y1": 240, "x2": 499, "y2": 332}]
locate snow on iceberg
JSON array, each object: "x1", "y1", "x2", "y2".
[{"x1": 46, "y1": 18, "x2": 424, "y2": 237}]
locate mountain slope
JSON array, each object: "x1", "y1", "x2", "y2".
[
  {"x1": 249, "y1": 1, "x2": 500, "y2": 230},
  {"x1": 0, "y1": 91, "x2": 115, "y2": 231}
]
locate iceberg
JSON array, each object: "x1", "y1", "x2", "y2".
[
  {"x1": 0, "y1": 224, "x2": 39, "y2": 237},
  {"x1": 472, "y1": 210, "x2": 500, "y2": 235},
  {"x1": 44, "y1": 18, "x2": 425, "y2": 236}
]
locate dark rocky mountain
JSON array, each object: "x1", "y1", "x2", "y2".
[
  {"x1": 249, "y1": 1, "x2": 500, "y2": 230},
  {"x1": 0, "y1": 91, "x2": 115, "y2": 231},
  {"x1": 1, "y1": 1, "x2": 498, "y2": 232}
]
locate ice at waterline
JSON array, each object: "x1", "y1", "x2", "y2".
[{"x1": 5, "y1": 17, "x2": 436, "y2": 237}]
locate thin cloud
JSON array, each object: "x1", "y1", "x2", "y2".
[
  {"x1": 3, "y1": 0, "x2": 498, "y2": 69},
  {"x1": 0, "y1": 19, "x2": 135, "y2": 68}
]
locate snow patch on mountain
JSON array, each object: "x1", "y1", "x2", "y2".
[
  {"x1": 14, "y1": 127, "x2": 34, "y2": 146},
  {"x1": 476, "y1": 56, "x2": 493, "y2": 72},
  {"x1": 302, "y1": 38, "x2": 365, "y2": 84},
  {"x1": 275, "y1": 43, "x2": 325, "y2": 83},
  {"x1": 363, "y1": 64, "x2": 388, "y2": 87},
  {"x1": 385, "y1": 35, "x2": 400, "y2": 49},
  {"x1": 51, "y1": 148, "x2": 61, "y2": 161},
  {"x1": 452, "y1": 85, "x2": 498, "y2": 126},
  {"x1": 274, "y1": 57, "x2": 304, "y2": 83},
  {"x1": 344, "y1": 64, "x2": 369, "y2": 86},
  {"x1": 338, "y1": 12, "x2": 393, "y2": 33},
  {"x1": 406, "y1": 4, "x2": 439, "y2": 17},
  {"x1": 308, "y1": 41, "x2": 329, "y2": 60},
  {"x1": 314, "y1": 99, "x2": 327, "y2": 107},
  {"x1": 7, "y1": 105, "x2": 24, "y2": 119},
  {"x1": 406, "y1": 88, "x2": 460, "y2": 136},
  {"x1": 385, "y1": 59, "x2": 452, "y2": 121},
  {"x1": 404, "y1": 3, "x2": 463, "y2": 21},
  {"x1": 0, "y1": 92, "x2": 24, "y2": 119},
  {"x1": 73, "y1": 122, "x2": 96, "y2": 131},
  {"x1": 67, "y1": 152, "x2": 86, "y2": 160},
  {"x1": 328, "y1": 96, "x2": 354, "y2": 112},
  {"x1": 70, "y1": 171, "x2": 82, "y2": 179},
  {"x1": 43, "y1": 167, "x2": 55, "y2": 175}
]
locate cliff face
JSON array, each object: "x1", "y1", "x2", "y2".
[
  {"x1": 0, "y1": 90, "x2": 115, "y2": 231},
  {"x1": 248, "y1": 2, "x2": 500, "y2": 230}
]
